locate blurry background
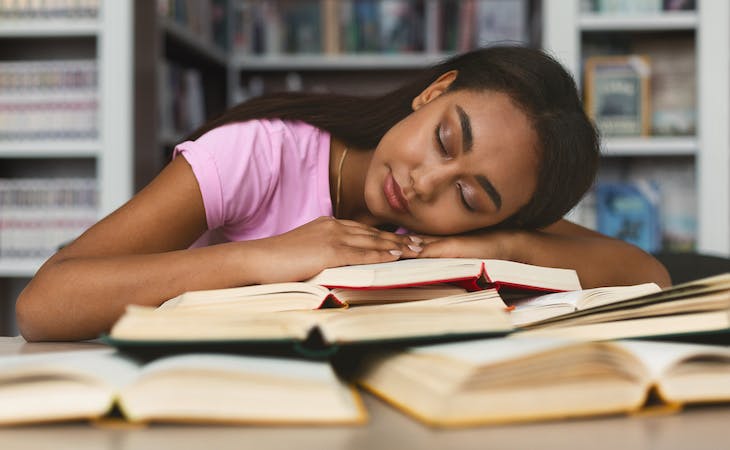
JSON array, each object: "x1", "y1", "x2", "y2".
[{"x1": 0, "y1": 0, "x2": 727, "y2": 335}]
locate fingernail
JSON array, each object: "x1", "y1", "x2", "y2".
[
  {"x1": 408, "y1": 244, "x2": 423, "y2": 253},
  {"x1": 409, "y1": 235, "x2": 423, "y2": 244},
  {"x1": 389, "y1": 250, "x2": 403, "y2": 256}
]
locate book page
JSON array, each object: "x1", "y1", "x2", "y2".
[
  {"x1": 138, "y1": 353, "x2": 340, "y2": 383},
  {"x1": 314, "y1": 296, "x2": 512, "y2": 344},
  {"x1": 509, "y1": 283, "x2": 661, "y2": 326},
  {"x1": 333, "y1": 285, "x2": 467, "y2": 305},
  {"x1": 306, "y1": 258, "x2": 483, "y2": 287},
  {"x1": 409, "y1": 336, "x2": 576, "y2": 365},
  {"x1": 160, "y1": 282, "x2": 332, "y2": 310},
  {"x1": 0, "y1": 350, "x2": 140, "y2": 388},
  {"x1": 616, "y1": 340, "x2": 730, "y2": 380}
]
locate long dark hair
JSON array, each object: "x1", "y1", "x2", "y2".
[{"x1": 188, "y1": 46, "x2": 599, "y2": 229}]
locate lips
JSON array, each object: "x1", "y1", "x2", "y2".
[{"x1": 384, "y1": 172, "x2": 410, "y2": 213}]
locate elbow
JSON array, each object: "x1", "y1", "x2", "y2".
[
  {"x1": 15, "y1": 260, "x2": 72, "y2": 342},
  {"x1": 15, "y1": 287, "x2": 46, "y2": 342},
  {"x1": 652, "y1": 259, "x2": 672, "y2": 289},
  {"x1": 15, "y1": 279, "x2": 68, "y2": 342}
]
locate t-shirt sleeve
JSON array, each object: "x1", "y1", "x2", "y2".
[{"x1": 173, "y1": 121, "x2": 279, "y2": 230}]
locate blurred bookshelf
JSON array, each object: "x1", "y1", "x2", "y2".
[
  {"x1": 0, "y1": 0, "x2": 134, "y2": 334},
  {"x1": 545, "y1": 0, "x2": 730, "y2": 256},
  {"x1": 0, "y1": 1, "x2": 133, "y2": 278}
]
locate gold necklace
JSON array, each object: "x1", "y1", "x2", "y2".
[{"x1": 334, "y1": 146, "x2": 348, "y2": 218}]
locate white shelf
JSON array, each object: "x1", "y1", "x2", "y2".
[
  {"x1": 233, "y1": 53, "x2": 453, "y2": 70},
  {"x1": 0, "y1": 141, "x2": 100, "y2": 158},
  {"x1": 0, "y1": 19, "x2": 99, "y2": 37},
  {"x1": 601, "y1": 137, "x2": 697, "y2": 156},
  {"x1": 162, "y1": 18, "x2": 227, "y2": 66},
  {"x1": 544, "y1": 0, "x2": 730, "y2": 255},
  {"x1": 0, "y1": 259, "x2": 45, "y2": 277},
  {"x1": 579, "y1": 11, "x2": 698, "y2": 31}
]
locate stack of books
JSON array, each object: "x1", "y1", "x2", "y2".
[{"x1": 2, "y1": 258, "x2": 729, "y2": 426}]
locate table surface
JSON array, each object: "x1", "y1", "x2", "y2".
[{"x1": 2, "y1": 336, "x2": 730, "y2": 450}]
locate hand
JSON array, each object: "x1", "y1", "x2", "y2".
[
  {"x1": 246, "y1": 217, "x2": 422, "y2": 284},
  {"x1": 413, "y1": 228, "x2": 519, "y2": 261}
]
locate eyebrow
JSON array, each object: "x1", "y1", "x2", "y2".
[
  {"x1": 456, "y1": 104, "x2": 502, "y2": 211},
  {"x1": 456, "y1": 105, "x2": 473, "y2": 153}
]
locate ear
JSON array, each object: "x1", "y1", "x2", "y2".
[{"x1": 411, "y1": 70, "x2": 458, "y2": 111}]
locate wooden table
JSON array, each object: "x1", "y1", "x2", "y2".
[{"x1": 2, "y1": 336, "x2": 729, "y2": 450}]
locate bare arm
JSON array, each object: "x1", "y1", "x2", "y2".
[
  {"x1": 514, "y1": 219, "x2": 671, "y2": 288},
  {"x1": 16, "y1": 157, "x2": 417, "y2": 342},
  {"x1": 416, "y1": 219, "x2": 671, "y2": 289}
]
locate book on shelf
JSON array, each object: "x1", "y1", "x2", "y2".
[
  {"x1": 106, "y1": 289, "x2": 512, "y2": 356},
  {"x1": 157, "y1": 60, "x2": 206, "y2": 140},
  {"x1": 232, "y1": 0, "x2": 531, "y2": 56},
  {"x1": 355, "y1": 337, "x2": 730, "y2": 427},
  {"x1": 0, "y1": 349, "x2": 365, "y2": 426},
  {"x1": 305, "y1": 258, "x2": 582, "y2": 293},
  {"x1": 0, "y1": 177, "x2": 97, "y2": 259},
  {"x1": 584, "y1": 55, "x2": 651, "y2": 137},
  {"x1": 632, "y1": 35, "x2": 696, "y2": 137},
  {"x1": 509, "y1": 282, "x2": 661, "y2": 326},
  {"x1": 0, "y1": 0, "x2": 99, "y2": 19},
  {"x1": 582, "y1": 0, "x2": 695, "y2": 13},
  {"x1": 595, "y1": 180, "x2": 662, "y2": 253},
  {"x1": 624, "y1": 158, "x2": 697, "y2": 252},
  {"x1": 474, "y1": 0, "x2": 528, "y2": 47},
  {"x1": 515, "y1": 273, "x2": 730, "y2": 342},
  {"x1": 158, "y1": 0, "x2": 229, "y2": 50},
  {"x1": 0, "y1": 60, "x2": 98, "y2": 141}
]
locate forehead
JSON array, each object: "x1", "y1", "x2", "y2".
[{"x1": 449, "y1": 89, "x2": 536, "y2": 150}]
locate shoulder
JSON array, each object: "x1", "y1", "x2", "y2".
[{"x1": 192, "y1": 118, "x2": 324, "y2": 146}]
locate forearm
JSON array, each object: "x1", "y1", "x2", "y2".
[
  {"x1": 16, "y1": 241, "x2": 270, "y2": 342},
  {"x1": 508, "y1": 230, "x2": 671, "y2": 289}
]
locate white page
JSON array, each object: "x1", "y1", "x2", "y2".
[
  {"x1": 139, "y1": 353, "x2": 339, "y2": 383},
  {"x1": 616, "y1": 340, "x2": 730, "y2": 379},
  {"x1": 0, "y1": 350, "x2": 140, "y2": 388},
  {"x1": 410, "y1": 336, "x2": 576, "y2": 365},
  {"x1": 511, "y1": 290, "x2": 585, "y2": 309}
]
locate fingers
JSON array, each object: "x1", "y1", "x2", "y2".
[
  {"x1": 339, "y1": 245, "x2": 404, "y2": 266},
  {"x1": 335, "y1": 219, "x2": 423, "y2": 255}
]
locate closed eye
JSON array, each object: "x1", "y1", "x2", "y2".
[
  {"x1": 434, "y1": 125, "x2": 451, "y2": 159},
  {"x1": 456, "y1": 182, "x2": 476, "y2": 212}
]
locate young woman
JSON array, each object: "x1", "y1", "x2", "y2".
[{"x1": 16, "y1": 46, "x2": 670, "y2": 341}]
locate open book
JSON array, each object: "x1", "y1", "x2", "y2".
[
  {"x1": 107, "y1": 290, "x2": 512, "y2": 356},
  {"x1": 356, "y1": 337, "x2": 730, "y2": 427},
  {"x1": 514, "y1": 273, "x2": 730, "y2": 341},
  {"x1": 0, "y1": 350, "x2": 365, "y2": 426},
  {"x1": 306, "y1": 258, "x2": 581, "y2": 292},
  {"x1": 159, "y1": 282, "x2": 467, "y2": 313},
  {"x1": 509, "y1": 282, "x2": 661, "y2": 326}
]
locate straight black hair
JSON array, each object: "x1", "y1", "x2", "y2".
[{"x1": 188, "y1": 46, "x2": 600, "y2": 229}]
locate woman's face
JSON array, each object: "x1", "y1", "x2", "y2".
[{"x1": 364, "y1": 84, "x2": 540, "y2": 235}]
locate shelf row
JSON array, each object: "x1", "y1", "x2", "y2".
[{"x1": 0, "y1": 10, "x2": 699, "y2": 66}]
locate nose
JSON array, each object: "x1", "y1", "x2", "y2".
[{"x1": 408, "y1": 161, "x2": 462, "y2": 202}]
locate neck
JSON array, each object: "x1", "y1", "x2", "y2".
[{"x1": 329, "y1": 138, "x2": 379, "y2": 226}]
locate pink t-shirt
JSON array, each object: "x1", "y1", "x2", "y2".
[{"x1": 173, "y1": 119, "x2": 332, "y2": 245}]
